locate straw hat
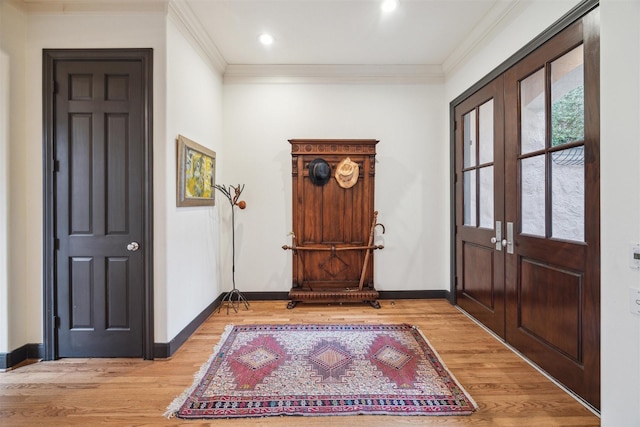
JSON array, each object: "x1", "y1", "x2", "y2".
[
  {"x1": 335, "y1": 157, "x2": 359, "y2": 189},
  {"x1": 308, "y1": 158, "x2": 331, "y2": 186}
]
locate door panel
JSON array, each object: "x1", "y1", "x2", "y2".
[
  {"x1": 54, "y1": 59, "x2": 146, "y2": 358},
  {"x1": 455, "y1": 76, "x2": 505, "y2": 338},
  {"x1": 504, "y1": 15, "x2": 600, "y2": 408},
  {"x1": 462, "y1": 243, "x2": 495, "y2": 309}
]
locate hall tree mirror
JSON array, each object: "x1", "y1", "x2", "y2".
[{"x1": 453, "y1": 6, "x2": 600, "y2": 409}]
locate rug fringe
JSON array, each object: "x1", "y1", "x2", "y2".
[
  {"x1": 163, "y1": 324, "x2": 235, "y2": 418},
  {"x1": 411, "y1": 324, "x2": 479, "y2": 410}
]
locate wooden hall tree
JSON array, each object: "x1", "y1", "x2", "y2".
[{"x1": 284, "y1": 139, "x2": 382, "y2": 308}]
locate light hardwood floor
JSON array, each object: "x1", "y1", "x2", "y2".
[{"x1": 0, "y1": 299, "x2": 600, "y2": 426}]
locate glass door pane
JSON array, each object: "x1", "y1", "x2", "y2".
[
  {"x1": 551, "y1": 149, "x2": 584, "y2": 241},
  {"x1": 551, "y1": 45, "x2": 584, "y2": 147},
  {"x1": 479, "y1": 100, "x2": 494, "y2": 164},
  {"x1": 479, "y1": 166, "x2": 494, "y2": 228},
  {"x1": 464, "y1": 170, "x2": 476, "y2": 226},
  {"x1": 521, "y1": 155, "x2": 545, "y2": 236},
  {"x1": 464, "y1": 110, "x2": 476, "y2": 168},
  {"x1": 521, "y1": 69, "x2": 545, "y2": 154}
]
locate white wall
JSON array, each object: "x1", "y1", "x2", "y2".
[
  {"x1": 0, "y1": 1, "x2": 28, "y2": 354},
  {"x1": 163, "y1": 17, "x2": 224, "y2": 341},
  {"x1": 223, "y1": 83, "x2": 448, "y2": 293},
  {"x1": 600, "y1": 1, "x2": 640, "y2": 424}
]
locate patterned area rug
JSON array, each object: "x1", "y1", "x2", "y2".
[{"x1": 165, "y1": 324, "x2": 477, "y2": 419}]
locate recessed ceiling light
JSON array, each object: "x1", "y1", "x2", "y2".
[
  {"x1": 381, "y1": 0, "x2": 398, "y2": 13},
  {"x1": 258, "y1": 33, "x2": 274, "y2": 46}
]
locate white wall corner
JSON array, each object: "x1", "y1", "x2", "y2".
[
  {"x1": 168, "y1": 0, "x2": 227, "y2": 75},
  {"x1": 442, "y1": 0, "x2": 524, "y2": 77}
]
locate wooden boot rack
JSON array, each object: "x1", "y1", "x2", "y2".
[{"x1": 282, "y1": 214, "x2": 384, "y2": 308}]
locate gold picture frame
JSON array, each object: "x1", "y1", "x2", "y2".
[{"x1": 176, "y1": 135, "x2": 216, "y2": 207}]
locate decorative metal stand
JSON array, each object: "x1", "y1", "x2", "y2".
[{"x1": 214, "y1": 184, "x2": 249, "y2": 314}]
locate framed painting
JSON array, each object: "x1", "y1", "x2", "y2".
[{"x1": 176, "y1": 135, "x2": 216, "y2": 207}]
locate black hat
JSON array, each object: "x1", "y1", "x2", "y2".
[{"x1": 308, "y1": 158, "x2": 331, "y2": 186}]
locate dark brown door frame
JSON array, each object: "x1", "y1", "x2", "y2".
[
  {"x1": 449, "y1": 0, "x2": 599, "y2": 305},
  {"x1": 42, "y1": 48, "x2": 154, "y2": 360}
]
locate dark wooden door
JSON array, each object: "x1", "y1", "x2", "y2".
[
  {"x1": 503, "y1": 14, "x2": 600, "y2": 408},
  {"x1": 455, "y1": 76, "x2": 506, "y2": 337},
  {"x1": 45, "y1": 51, "x2": 152, "y2": 358}
]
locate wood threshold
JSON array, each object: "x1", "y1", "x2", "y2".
[{"x1": 0, "y1": 300, "x2": 599, "y2": 426}]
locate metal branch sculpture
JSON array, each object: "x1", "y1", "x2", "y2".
[{"x1": 214, "y1": 184, "x2": 249, "y2": 314}]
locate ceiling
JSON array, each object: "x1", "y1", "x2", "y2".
[
  {"x1": 182, "y1": 0, "x2": 503, "y2": 66},
  {"x1": 18, "y1": 0, "x2": 524, "y2": 81}
]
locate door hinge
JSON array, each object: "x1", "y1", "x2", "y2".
[
  {"x1": 53, "y1": 81, "x2": 58, "y2": 94},
  {"x1": 53, "y1": 160, "x2": 60, "y2": 172},
  {"x1": 54, "y1": 316, "x2": 60, "y2": 328},
  {"x1": 54, "y1": 238, "x2": 60, "y2": 250}
]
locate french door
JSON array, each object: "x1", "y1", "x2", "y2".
[
  {"x1": 455, "y1": 76, "x2": 505, "y2": 338},
  {"x1": 455, "y1": 10, "x2": 600, "y2": 409}
]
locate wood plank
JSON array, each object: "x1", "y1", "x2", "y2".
[{"x1": 0, "y1": 300, "x2": 599, "y2": 426}]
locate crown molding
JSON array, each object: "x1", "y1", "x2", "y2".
[
  {"x1": 13, "y1": 0, "x2": 168, "y2": 13},
  {"x1": 442, "y1": 0, "x2": 523, "y2": 77},
  {"x1": 223, "y1": 64, "x2": 444, "y2": 85},
  {"x1": 167, "y1": 0, "x2": 227, "y2": 74}
]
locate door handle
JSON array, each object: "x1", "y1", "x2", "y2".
[
  {"x1": 506, "y1": 222, "x2": 514, "y2": 254},
  {"x1": 127, "y1": 241, "x2": 140, "y2": 252},
  {"x1": 491, "y1": 221, "x2": 502, "y2": 251}
]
